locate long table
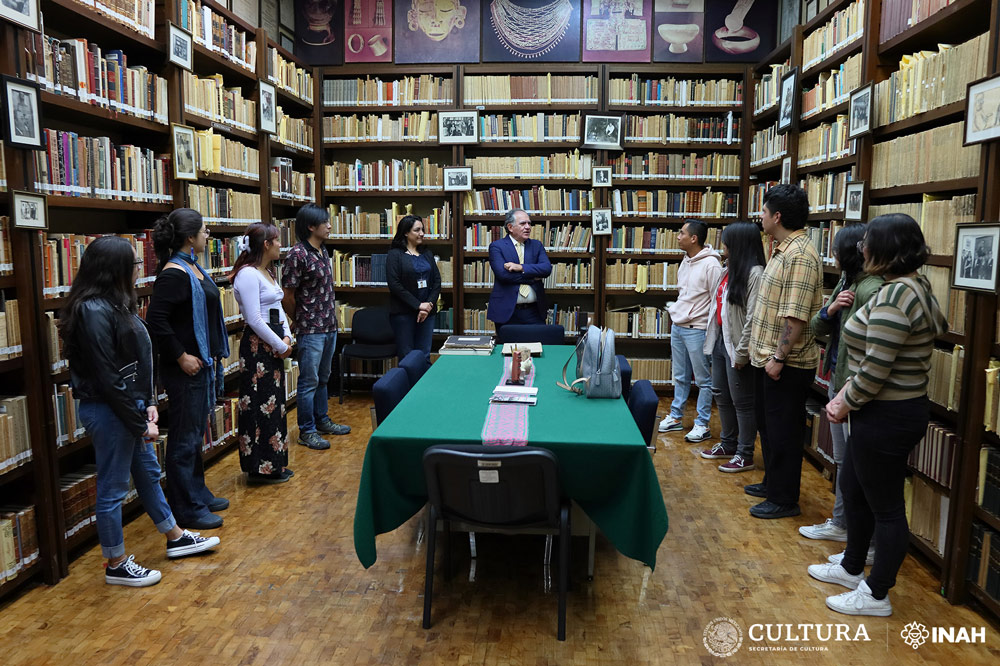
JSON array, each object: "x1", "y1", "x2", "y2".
[{"x1": 353, "y1": 346, "x2": 668, "y2": 569}]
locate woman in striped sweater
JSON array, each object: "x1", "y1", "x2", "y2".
[{"x1": 808, "y1": 214, "x2": 948, "y2": 617}]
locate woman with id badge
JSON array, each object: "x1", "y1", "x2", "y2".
[{"x1": 387, "y1": 215, "x2": 442, "y2": 362}]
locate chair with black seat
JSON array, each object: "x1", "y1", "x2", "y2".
[
  {"x1": 339, "y1": 307, "x2": 396, "y2": 404},
  {"x1": 422, "y1": 444, "x2": 570, "y2": 641},
  {"x1": 497, "y1": 324, "x2": 565, "y2": 345},
  {"x1": 398, "y1": 349, "x2": 430, "y2": 388},
  {"x1": 617, "y1": 355, "x2": 632, "y2": 402},
  {"x1": 628, "y1": 379, "x2": 659, "y2": 453},
  {"x1": 371, "y1": 367, "x2": 410, "y2": 428}
]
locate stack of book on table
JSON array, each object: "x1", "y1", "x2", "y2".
[
  {"x1": 439, "y1": 335, "x2": 495, "y2": 356},
  {"x1": 490, "y1": 385, "x2": 538, "y2": 405}
]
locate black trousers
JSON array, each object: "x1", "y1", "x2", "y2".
[
  {"x1": 839, "y1": 396, "x2": 928, "y2": 599},
  {"x1": 754, "y1": 364, "x2": 813, "y2": 506}
]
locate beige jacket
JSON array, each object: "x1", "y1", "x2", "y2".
[
  {"x1": 703, "y1": 265, "x2": 764, "y2": 367},
  {"x1": 667, "y1": 245, "x2": 723, "y2": 330}
]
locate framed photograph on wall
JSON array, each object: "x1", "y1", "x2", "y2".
[
  {"x1": 592, "y1": 208, "x2": 612, "y2": 236},
  {"x1": 1, "y1": 75, "x2": 43, "y2": 149},
  {"x1": 592, "y1": 166, "x2": 612, "y2": 188},
  {"x1": 0, "y1": 0, "x2": 40, "y2": 32},
  {"x1": 12, "y1": 190, "x2": 47, "y2": 229},
  {"x1": 953, "y1": 223, "x2": 1000, "y2": 293},
  {"x1": 582, "y1": 114, "x2": 623, "y2": 150},
  {"x1": 171, "y1": 123, "x2": 198, "y2": 181},
  {"x1": 964, "y1": 75, "x2": 1000, "y2": 146},
  {"x1": 438, "y1": 110, "x2": 478, "y2": 145},
  {"x1": 848, "y1": 83, "x2": 873, "y2": 140},
  {"x1": 780, "y1": 156, "x2": 791, "y2": 184},
  {"x1": 259, "y1": 80, "x2": 277, "y2": 135},
  {"x1": 168, "y1": 23, "x2": 193, "y2": 71},
  {"x1": 776, "y1": 68, "x2": 798, "y2": 134},
  {"x1": 443, "y1": 166, "x2": 473, "y2": 192},
  {"x1": 844, "y1": 181, "x2": 865, "y2": 221}
]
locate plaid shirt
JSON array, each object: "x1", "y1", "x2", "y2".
[
  {"x1": 282, "y1": 242, "x2": 337, "y2": 334},
  {"x1": 749, "y1": 229, "x2": 823, "y2": 370}
]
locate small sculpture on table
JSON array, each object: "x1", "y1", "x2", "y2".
[{"x1": 507, "y1": 348, "x2": 525, "y2": 385}]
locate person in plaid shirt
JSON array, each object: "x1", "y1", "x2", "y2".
[
  {"x1": 745, "y1": 184, "x2": 823, "y2": 519},
  {"x1": 282, "y1": 204, "x2": 351, "y2": 450}
]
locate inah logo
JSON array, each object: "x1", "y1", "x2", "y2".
[
  {"x1": 703, "y1": 617, "x2": 743, "y2": 658},
  {"x1": 901, "y1": 622, "x2": 930, "y2": 649}
]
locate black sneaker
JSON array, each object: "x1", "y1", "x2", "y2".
[
  {"x1": 166, "y1": 530, "x2": 221, "y2": 558},
  {"x1": 744, "y1": 482, "x2": 767, "y2": 498},
  {"x1": 247, "y1": 472, "x2": 291, "y2": 485},
  {"x1": 105, "y1": 555, "x2": 162, "y2": 587},
  {"x1": 299, "y1": 431, "x2": 331, "y2": 450},
  {"x1": 316, "y1": 418, "x2": 351, "y2": 435}
]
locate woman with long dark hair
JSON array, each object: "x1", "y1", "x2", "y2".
[
  {"x1": 146, "y1": 208, "x2": 230, "y2": 530},
  {"x1": 811, "y1": 214, "x2": 947, "y2": 616},
  {"x1": 60, "y1": 236, "x2": 218, "y2": 586},
  {"x1": 800, "y1": 225, "x2": 883, "y2": 550},
  {"x1": 230, "y1": 223, "x2": 293, "y2": 483},
  {"x1": 700, "y1": 221, "x2": 765, "y2": 472},
  {"x1": 386, "y1": 214, "x2": 441, "y2": 362}
]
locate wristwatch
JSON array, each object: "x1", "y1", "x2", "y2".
[{"x1": 771, "y1": 355, "x2": 786, "y2": 364}]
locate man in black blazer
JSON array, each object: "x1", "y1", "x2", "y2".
[{"x1": 487, "y1": 208, "x2": 552, "y2": 329}]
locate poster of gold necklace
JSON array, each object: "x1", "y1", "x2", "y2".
[
  {"x1": 344, "y1": 0, "x2": 393, "y2": 62},
  {"x1": 582, "y1": 0, "x2": 652, "y2": 63},
  {"x1": 394, "y1": 0, "x2": 482, "y2": 63},
  {"x1": 481, "y1": 0, "x2": 582, "y2": 62}
]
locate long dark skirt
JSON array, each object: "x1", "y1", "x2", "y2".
[{"x1": 237, "y1": 330, "x2": 288, "y2": 476}]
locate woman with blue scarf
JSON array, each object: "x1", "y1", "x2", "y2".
[{"x1": 147, "y1": 209, "x2": 231, "y2": 530}]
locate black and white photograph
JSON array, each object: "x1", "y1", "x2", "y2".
[
  {"x1": 592, "y1": 208, "x2": 612, "y2": 236},
  {"x1": 12, "y1": 190, "x2": 47, "y2": 229},
  {"x1": 438, "y1": 111, "x2": 479, "y2": 145},
  {"x1": 780, "y1": 156, "x2": 791, "y2": 184},
  {"x1": 171, "y1": 123, "x2": 198, "y2": 181},
  {"x1": 168, "y1": 23, "x2": 193, "y2": 71},
  {"x1": 259, "y1": 80, "x2": 277, "y2": 134},
  {"x1": 592, "y1": 166, "x2": 612, "y2": 188},
  {"x1": 777, "y1": 67, "x2": 798, "y2": 134},
  {"x1": 2, "y1": 75, "x2": 42, "y2": 150},
  {"x1": 844, "y1": 180, "x2": 865, "y2": 221},
  {"x1": 953, "y1": 223, "x2": 1000, "y2": 293},
  {"x1": 582, "y1": 114, "x2": 623, "y2": 150},
  {"x1": 443, "y1": 166, "x2": 473, "y2": 192},
  {"x1": 964, "y1": 74, "x2": 1000, "y2": 146},
  {"x1": 848, "y1": 83, "x2": 873, "y2": 140},
  {"x1": 0, "y1": 0, "x2": 40, "y2": 32}
]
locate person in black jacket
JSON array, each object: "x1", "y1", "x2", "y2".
[
  {"x1": 59, "y1": 236, "x2": 219, "y2": 587},
  {"x1": 386, "y1": 215, "x2": 441, "y2": 362}
]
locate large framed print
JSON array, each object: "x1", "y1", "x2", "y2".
[
  {"x1": 259, "y1": 81, "x2": 277, "y2": 135},
  {"x1": 12, "y1": 190, "x2": 47, "y2": 229},
  {"x1": 953, "y1": 223, "x2": 1000, "y2": 293},
  {"x1": 582, "y1": 114, "x2": 622, "y2": 150},
  {"x1": 482, "y1": 0, "x2": 582, "y2": 62},
  {"x1": 1, "y1": 75, "x2": 43, "y2": 149},
  {"x1": 295, "y1": 0, "x2": 345, "y2": 65},
  {"x1": 848, "y1": 83, "x2": 872, "y2": 140},
  {"x1": 171, "y1": 123, "x2": 198, "y2": 181},
  {"x1": 394, "y1": 0, "x2": 481, "y2": 63},
  {"x1": 438, "y1": 110, "x2": 478, "y2": 144},
  {"x1": 964, "y1": 75, "x2": 1000, "y2": 146},
  {"x1": 443, "y1": 166, "x2": 473, "y2": 191},
  {"x1": 583, "y1": 0, "x2": 652, "y2": 63},
  {"x1": 0, "y1": 0, "x2": 40, "y2": 32},
  {"x1": 168, "y1": 23, "x2": 193, "y2": 71},
  {"x1": 776, "y1": 67, "x2": 798, "y2": 134}
]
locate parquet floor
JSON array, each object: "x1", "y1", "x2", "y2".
[{"x1": 1, "y1": 396, "x2": 998, "y2": 665}]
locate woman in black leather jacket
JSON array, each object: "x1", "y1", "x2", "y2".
[{"x1": 59, "y1": 236, "x2": 219, "y2": 587}]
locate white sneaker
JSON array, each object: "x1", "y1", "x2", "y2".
[
  {"x1": 658, "y1": 416, "x2": 683, "y2": 433},
  {"x1": 684, "y1": 424, "x2": 711, "y2": 443},
  {"x1": 825, "y1": 579, "x2": 892, "y2": 616},
  {"x1": 799, "y1": 518, "x2": 848, "y2": 542},
  {"x1": 807, "y1": 562, "x2": 864, "y2": 590},
  {"x1": 828, "y1": 547, "x2": 875, "y2": 567}
]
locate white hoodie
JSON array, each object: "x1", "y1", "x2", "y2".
[{"x1": 667, "y1": 245, "x2": 723, "y2": 330}]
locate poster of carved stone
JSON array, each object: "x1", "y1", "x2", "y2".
[
  {"x1": 652, "y1": 0, "x2": 703, "y2": 63},
  {"x1": 582, "y1": 0, "x2": 651, "y2": 63},
  {"x1": 394, "y1": 0, "x2": 481, "y2": 63},
  {"x1": 481, "y1": 0, "x2": 582, "y2": 62},
  {"x1": 344, "y1": 0, "x2": 393, "y2": 62},
  {"x1": 704, "y1": 0, "x2": 777, "y2": 63},
  {"x1": 295, "y1": 0, "x2": 345, "y2": 65}
]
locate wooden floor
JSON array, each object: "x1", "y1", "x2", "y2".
[{"x1": 2, "y1": 396, "x2": 998, "y2": 665}]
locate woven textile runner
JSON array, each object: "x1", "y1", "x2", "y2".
[{"x1": 481, "y1": 356, "x2": 535, "y2": 446}]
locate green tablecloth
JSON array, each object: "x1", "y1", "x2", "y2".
[{"x1": 353, "y1": 346, "x2": 669, "y2": 569}]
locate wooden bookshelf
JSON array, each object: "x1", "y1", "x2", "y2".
[{"x1": 877, "y1": 0, "x2": 991, "y2": 57}]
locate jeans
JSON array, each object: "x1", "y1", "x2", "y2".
[
  {"x1": 754, "y1": 364, "x2": 813, "y2": 506},
  {"x1": 162, "y1": 367, "x2": 217, "y2": 523},
  {"x1": 297, "y1": 331, "x2": 337, "y2": 434},
  {"x1": 840, "y1": 396, "x2": 928, "y2": 599},
  {"x1": 669, "y1": 325, "x2": 712, "y2": 427},
  {"x1": 828, "y1": 384, "x2": 849, "y2": 529},
  {"x1": 79, "y1": 399, "x2": 176, "y2": 559},
  {"x1": 711, "y1": 336, "x2": 757, "y2": 460},
  {"x1": 391, "y1": 312, "x2": 434, "y2": 363}
]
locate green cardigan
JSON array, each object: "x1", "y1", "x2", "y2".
[{"x1": 810, "y1": 273, "x2": 884, "y2": 391}]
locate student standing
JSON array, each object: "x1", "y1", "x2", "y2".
[{"x1": 386, "y1": 215, "x2": 442, "y2": 362}]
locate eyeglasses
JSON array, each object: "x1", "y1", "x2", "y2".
[
  {"x1": 856, "y1": 239, "x2": 866, "y2": 252},
  {"x1": 133, "y1": 259, "x2": 144, "y2": 266}
]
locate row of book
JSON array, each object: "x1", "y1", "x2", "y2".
[
  {"x1": 322, "y1": 76, "x2": 454, "y2": 107},
  {"x1": 462, "y1": 75, "x2": 599, "y2": 105},
  {"x1": 879, "y1": 0, "x2": 961, "y2": 44},
  {"x1": 754, "y1": 61, "x2": 791, "y2": 115},
  {"x1": 611, "y1": 189, "x2": 740, "y2": 219},
  {"x1": 328, "y1": 203, "x2": 452, "y2": 239},
  {"x1": 801, "y1": 170, "x2": 853, "y2": 214},
  {"x1": 979, "y1": 447, "x2": 1000, "y2": 520},
  {"x1": 546, "y1": 306, "x2": 592, "y2": 336},
  {"x1": 625, "y1": 358, "x2": 672, "y2": 385},
  {"x1": 606, "y1": 260, "x2": 679, "y2": 293},
  {"x1": 608, "y1": 152, "x2": 741, "y2": 182},
  {"x1": 53, "y1": 384, "x2": 85, "y2": 447},
  {"x1": 274, "y1": 112, "x2": 315, "y2": 153},
  {"x1": 804, "y1": 220, "x2": 845, "y2": 266},
  {"x1": 182, "y1": 71, "x2": 257, "y2": 135},
  {"x1": 921, "y1": 265, "x2": 966, "y2": 335},
  {"x1": 801, "y1": 0, "x2": 866, "y2": 71},
  {"x1": 606, "y1": 307, "x2": 671, "y2": 339},
  {"x1": 325, "y1": 159, "x2": 445, "y2": 191},
  {"x1": 61, "y1": 465, "x2": 97, "y2": 540},
  {"x1": 869, "y1": 193, "x2": 976, "y2": 257},
  {"x1": 461, "y1": 259, "x2": 593, "y2": 290},
  {"x1": 44, "y1": 314, "x2": 64, "y2": 374},
  {"x1": 266, "y1": 46, "x2": 314, "y2": 104},
  {"x1": 623, "y1": 114, "x2": 741, "y2": 144},
  {"x1": 181, "y1": 0, "x2": 257, "y2": 72},
  {"x1": 801, "y1": 53, "x2": 862, "y2": 120},
  {"x1": 0, "y1": 144, "x2": 5, "y2": 191},
  {"x1": 797, "y1": 115, "x2": 850, "y2": 166},
  {"x1": 806, "y1": 400, "x2": 835, "y2": 465},
  {"x1": 322, "y1": 112, "x2": 438, "y2": 143},
  {"x1": 750, "y1": 124, "x2": 788, "y2": 166},
  {"x1": 206, "y1": 398, "x2": 237, "y2": 454},
  {"x1": 0, "y1": 296, "x2": 22, "y2": 361},
  {"x1": 463, "y1": 188, "x2": 595, "y2": 216},
  {"x1": 871, "y1": 122, "x2": 980, "y2": 189},
  {"x1": 967, "y1": 521, "x2": 1000, "y2": 601},
  {"x1": 608, "y1": 77, "x2": 743, "y2": 107},
  {"x1": 607, "y1": 225, "x2": 720, "y2": 255},
  {"x1": 0, "y1": 505, "x2": 38, "y2": 585},
  {"x1": 187, "y1": 185, "x2": 262, "y2": 224},
  {"x1": 336, "y1": 304, "x2": 455, "y2": 335},
  {"x1": 331, "y1": 252, "x2": 388, "y2": 288},
  {"x1": 464, "y1": 222, "x2": 592, "y2": 252},
  {"x1": 195, "y1": 129, "x2": 260, "y2": 181},
  {"x1": 32, "y1": 130, "x2": 173, "y2": 203},
  {"x1": 269, "y1": 158, "x2": 316, "y2": 202},
  {"x1": 479, "y1": 113, "x2": 581, "y2": 142},
  {"x1": 909, "y1": 422, "x2": 959, "y2": 489},
  {"x1": 907, "y1": 475, "x2": 949, "y2": 556},
  {"x1": 72, "y1": 0, "x2": 154, "y2": 38},
  {"x1": 0, "y1": 396, "x2": 30, "y2": 475},
  {"x1": 927, "y1": 344, "x2": 964, "y2": 412},
  {"x1": 40, "y1": 232, "x2": 157, "y2": 297},
  {"x1": 466, "y1": 151, "x2": 595, "y2": 180},
  {"x1": 748, "y1": 181, "x2": 777, "y2": 218}
]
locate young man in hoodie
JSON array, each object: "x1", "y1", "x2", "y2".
[{"x1": 659, "y1": 220, "x2": 723, "y2": 443}]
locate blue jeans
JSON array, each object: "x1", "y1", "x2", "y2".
[
  {"x1": 162, "y1": 367, "x2": 217, "y2": 523},
  {"x1": 391, "y1": 312, "x2": 434, "y2": 363},
  {"x1": 79, "y1": 399, "x2": 176, "y2": 559},
  {"x1": 670, "y1": 325, "x2": 712, "y2": 427},
  {"x1": 297, "y1": 331, "x2": 337, "y2": 434}
]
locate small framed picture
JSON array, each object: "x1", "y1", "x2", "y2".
[
  {"x1": 805, "y1": 0, "x2": 817, "y2": 21},
  {"x1": 259, "y1": 80, "x2": 277, "y2": 135},
  {"x1": 848, "y1": 83, "x2": 873, "y2": 140},
  {"x1": 592, "y1": 166, "x2": 611, "y2": 188},
  {"x1": 777, "y1": 68, "x2": 799, "y2": 134},
  {"x1": 953, "y1": 223, "x2": 1000, "y2": 293},
  {"x1": 438, "y1": 110, "x2": 478, "y2": 145},
  {"x1": 592, "y1": 208, "x2": 612, "y2": 236},
  {"x1": 1, "y1": 75, "x2": 43, "y2": 149},
  {"x1": 279, "y1": 29, "x2": 295, "y2": 53},
  {"x1": 0, "y1": 0, "x2": 39, "y2": 32},
  {"x1": 582, "y1": 114, "x2": 622, "y2": 150},
  {"x1": 443, "y1": 166, "x2": 472, "y2": 192},
  {"x1": 844, "y1": 181, "x2": 866, "y2": 221},
  {"x1": 964, "y1": 75, "x2": 1000, "y2": 146},
  {"x1": 168, "y1": 23, "x2": 193, "y2": 71},
  {"x1": 780, "y1": 156, "x2": 791, "y2": 184},
  {"x1": 12, "y1": 190, "x2": 47, "y2": 229},
  {"x1": 171, "y1": 123, "x2": 198, "y2": 180}
]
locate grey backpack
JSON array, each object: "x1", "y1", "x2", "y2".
[{"x1": 557, "y1": 325, "x2": 622, "y2": 399}]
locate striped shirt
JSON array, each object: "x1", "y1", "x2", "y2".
[{"x1": 841, "y1": 277, "x2": 947, "y2": 409}]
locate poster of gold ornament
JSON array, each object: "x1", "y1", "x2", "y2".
[
  {"x1": 344, "y1": 0, "x2": 393, "y2": 62},
  {"x1": 481, "y1": 0, "x2": 582, "y2": 62},
  {"x1": 394, "y1": 0, "x2": 482, "y2": 63},
  {"x1": 296, "y1": 0, "x2": 346, "y2": 65},
  {"x1": 704, "y1": 0, "x2": 777, "y2": 62},
  {"x1": 652, "y1": 0, "x2": 703, "y2": 63},
  {"x1": 582, "y1": 0, "x2": 652, "y2": 63}
]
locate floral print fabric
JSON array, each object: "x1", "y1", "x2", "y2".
[{"x1": 238, "y1": 331, "x2": 288, "y2": 476}]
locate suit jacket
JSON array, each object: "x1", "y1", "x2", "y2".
[
  {"x1": 486, "y1": 236, "x2": 552, "y2": 324},
  {"x1": 386, "y1": 246, "x2": 442, "y2": 315}
]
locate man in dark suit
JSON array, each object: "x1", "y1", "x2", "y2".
[{"x1": 487, "y1": 208, "x2": 552, "y2": 331}]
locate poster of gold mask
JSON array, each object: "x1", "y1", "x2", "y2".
[
  {"x1": 394, "y1": 0, "x2": 482, "y2": 63},
  {"x1": 344, "y1": 0, "x2": 394, "y2": 62}
]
